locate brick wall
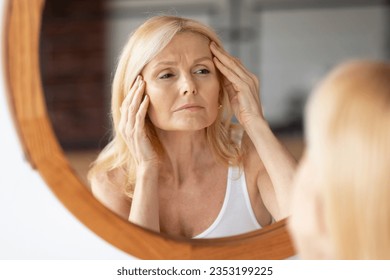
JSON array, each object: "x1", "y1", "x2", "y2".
[{"x1": 40, "y1": 0, "x2": 109, "y2": 150}]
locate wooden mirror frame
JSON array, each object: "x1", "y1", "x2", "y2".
[{"x1": 5, "y1": 0, "x2": 295, "y2": 259}]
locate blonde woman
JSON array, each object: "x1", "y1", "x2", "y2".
[
  {"x1": 289, "y1": 60, "x2": 390, "y2": 259},
  {"x1": 88, "y1": 16, "x2": 296, "y2": 238}
]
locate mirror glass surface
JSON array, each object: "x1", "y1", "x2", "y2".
[{"x1": 39, "y1": 0, "x2": 389, "y2": 238}]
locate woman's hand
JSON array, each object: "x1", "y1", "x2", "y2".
[
  {"x1": 210, "y1": 41, "x2": 263, "y2": 128},
  {"x1": 118, "y1": 75, "x2": 158, "y2": 167},
  {"x1": 119, "y1": 76, "x2": 160, "y2": 231}
]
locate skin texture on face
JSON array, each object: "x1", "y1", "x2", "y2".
[{"x1": 141, "y1": 32, "x2": 220, "y2": 132}]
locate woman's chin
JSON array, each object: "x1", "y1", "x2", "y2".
[{"x1": 152, "y1": 120, "x2": 215, "y2": 132}]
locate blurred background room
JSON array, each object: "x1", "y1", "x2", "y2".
[{"x1": 39, "y1": 0, "x2": 390, "y2": 187}]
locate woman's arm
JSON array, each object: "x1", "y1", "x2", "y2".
[
  {"x1": 128, "y1": 164, "x2": 159, "y2": 231},
  {"x1": 243, "y1": 122, "x2": 296, "y2": 220},
  {"x1": 210, "y1": 42, "x2": 297, "y2": 220},
  {"x1": 118, "y1": 75, "x2": 160, "y2": 231}
]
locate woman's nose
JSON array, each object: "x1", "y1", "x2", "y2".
[{"x1": 181, "y1": 75, "x2": 197, "y2": 96}]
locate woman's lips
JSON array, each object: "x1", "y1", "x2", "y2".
[{"x1": 174, "y1": 104, "x2": 203, "y2": 112}]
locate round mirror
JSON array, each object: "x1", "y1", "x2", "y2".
[
  {"x1": 39, "y1": 0, "x2": 305, "y2": 239},
  {"x1": 6, "y1": 0, "x2": 295, "y2": 259}
]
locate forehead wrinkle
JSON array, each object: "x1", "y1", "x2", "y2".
[
  {"x1": 152, "y1": 60, "x2": 177, "y2": 69},
  {"x1": 151, "y1": 56, "x2": 213, "y2": 70},
  {"x1": 194, "y1": 56, "x2": 213, "y2": 64},
  {"x1": 147, "y1": 33, "x2": 213, "y2": 71}
]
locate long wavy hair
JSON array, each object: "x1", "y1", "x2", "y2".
[
  {"x1": 88, "y1": 16, "x2": 243, "y2": 197},
  {"x1": 306, "y1": 60, "x2": 390, "y2": 259}
]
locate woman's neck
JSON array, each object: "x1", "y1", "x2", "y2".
[{"x1": 155, "y1": 128, "x2": 215, "y2": 184}]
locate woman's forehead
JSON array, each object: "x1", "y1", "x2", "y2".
[{"x1": 148, "y1": 33, "x2": 212, "y2": 65}]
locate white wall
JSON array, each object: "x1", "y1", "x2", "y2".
[
  {"x1": 259, "y1": 6, "x2": 388, "y2": 125},
  {"x1": 0, "y1": 0, "x2": 132, "y2": 259}
]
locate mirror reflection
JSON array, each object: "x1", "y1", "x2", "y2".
[
  {"x1": 87, "y1": 15, "x2": 297, "y2": 238},
  {"x1": 39, "y1": 0, "x2": 389, "y2": 238}
]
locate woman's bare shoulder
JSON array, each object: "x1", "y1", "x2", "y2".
[
  {"x1": 91, "y1": 167, "x2": 126, "y2": 192},
  {"x1": 90, "y1": 167, "x2": 131, "y2": 219}
]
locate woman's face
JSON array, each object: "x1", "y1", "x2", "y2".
[{"x1": 141, "y1": 32, "x2": 220, "y2": 132}]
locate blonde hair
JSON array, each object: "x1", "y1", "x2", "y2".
[
  {"x1": 88, "y1": 16, "x2": 242, "y2": 197},
  {"x1": 306, "y1": 60, "x2": 390, "y2": 259}
]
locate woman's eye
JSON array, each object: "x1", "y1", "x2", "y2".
[
  {"x1": 195, "y1": 69, "x2": 210, "y2": 75},
  {"x1": 159, "y1": 73, "x2": 174, "y2": 79}
]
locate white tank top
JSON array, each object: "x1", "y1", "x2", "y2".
[{"x1": 194, "y1": 166, "x2": 262, "y2": 238}]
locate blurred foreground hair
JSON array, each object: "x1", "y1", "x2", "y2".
[{"x1": 307, "y1": 60, "x2": 390, "y2": 259}]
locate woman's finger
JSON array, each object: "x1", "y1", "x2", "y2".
[
  {"x1": 128, "y1": 77, "x2": 145, "y2": 115},
  {"x1": 121, "y1": 75, "x2": 141, "y2": 114},
  {"x1": 215, "y1": 55, "x2": 262, "y2": 113},
  {"x1": 210, "y1": 43, "x2": 251, "y2": 81},
  {"x1": 134, "y1": 94, "x2": 150, "y2": 130},
  {"x1": 213, "y1": 56, "x2": 248, "y2": 91},
  {"x1": 210, "y1": 42, "x2": 258, "y2": 88},
  {"x1": 127, "y1": 77, "x2": 146, "y2": 127},
  {"x1": 210, "y1": 42, "x2": 260, "y2": 99}
]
